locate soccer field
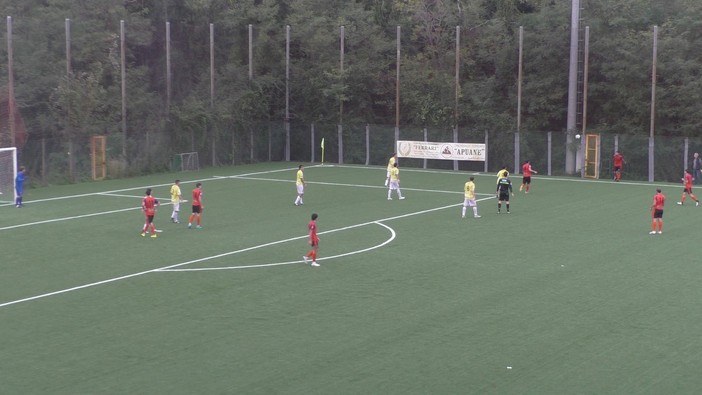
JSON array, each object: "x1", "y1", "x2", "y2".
[{"x1": 2, "y1": 163, "x2": 701, "y2": 394}]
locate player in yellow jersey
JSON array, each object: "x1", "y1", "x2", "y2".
[
  {"x1": 387, "y1": 163, "x2": 405, "y2": 200},
  {"x1": 385, "y1": 152, "x2": 397, "y2": 186},
  {"x1": 496, "y1": 165, "x2": 508, "y2": 184},
  {"x1": 462, "y1": 176, "x2": 481, "y2": 219},
  {"x1": 170, "y1": 179, "x2": 182, "y2": 223},
  {"x1": 294, "y1": 165, "x2": 305, "y2": 206}
]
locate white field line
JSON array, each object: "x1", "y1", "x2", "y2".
[
  {"x1": 329, "y1": 163, "x2": 675, "y2": 187},
  {"x1": 158, "y1": 222, "x2": 396, "y2": 272},
  {"x1": 1, "y1": 168, "x2": 491, "y2": 232},
  {"x1": 0, "y1": 166, "x2": 303, "y2": 207},
  {"x1": 0, "y1": 197, "x2": 492, "y2": 309}
]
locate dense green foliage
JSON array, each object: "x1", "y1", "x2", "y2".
[{"x1": 1, "y1": 0, "x2": 701, "y2": 170}]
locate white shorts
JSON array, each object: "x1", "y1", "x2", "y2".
[
  {"x1": 172, "y1": 201, "x2": 180, "y2": 211},
  {"x1": 389, "y1": 180, "x2": 399, "y2": 190},
  {"x1": 463, "y1": 198, "x2": 476, "y2": 207},
  {"x1": 296, "y1": 184, "x2": 304, "y2": 194},
  {"x1": 386, "y1": 170, "x2": 391, "y2": 178}
]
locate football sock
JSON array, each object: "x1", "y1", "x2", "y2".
[
  {"x1": 472, "y1": 207, "x2": 478, "y2": 216},
  {"x1": 462, "y1": 207, "x2": 467, "y2": 217},
  {"x1": 295, "y1": 196, "x2": 300, "y2": 204},
  {"x1": 506, "y1": 204, "x2": 510, "y2": 212},
  {"x1": 388, "y1": 190, "x2": 392, "y2": 199},
  {"x1": 497, "y1": 203, "x2": 501, "y2": 212}
]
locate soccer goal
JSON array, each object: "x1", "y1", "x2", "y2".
[
  {"x1": 0, "y1": 147, "x2": 18, "y2": 203},
  {"x1": 173, "y1": 152, "x2": 200, "y2": 172}
]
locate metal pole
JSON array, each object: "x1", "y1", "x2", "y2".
[
  {"x1": 7, "y1": 16, "x2": 15, "y2": 147},
  {"x1": 166, "y1": 22, "x2": 171, "y2": 113},
  {"x1": 454, "y1": 26, "x2": 460, "y2": 171},
  {"x1": 395, "y1": 26, "x2": 400, "y2": 144},
  {"x1": 210, "y1": 23, "x2": 215, "y2": 166},
  {"x1": 517, "y1": 26, "x2": 523, "y2": 133},
  {"x1": 565, "y1": 0, "x2": 581, "y2": 174},
  {"x1": 310, "y1": 123, "x2": 315, "y2": 163},
  {"x1": 484, "y1": 131, "x2": 489, "y2": 173},
  {"x1": 249, "y1": 24, "x2": 254, "y2": 162},
  {"x1": 338, "y1": 25, "x2": 344, "y2": 164},
  {"x1": 547, "y1": 131, "x2": 552, "y2": 176},
  {"x1": 65, "y1": 19, "x2": 71, "y2": 76},
  {"x1": 579, "y1": 26, "x2": 590, "y2": 177},
  {"x1": 649, "y1": 25, "x2": 658, "y2": 182},
  {"x1": 285, "y1": 25, "x2": 291, "y2": 161},
  {"x1": 365, "y1": 124, "x2": 370, "y2": 166},
  {"x1": 120, "y1": 20, "x2": 127, "y2": 157}
]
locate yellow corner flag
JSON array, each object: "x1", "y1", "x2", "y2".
[{"x1": 321, "y1": 138, "x2": 325, "y2": 164}]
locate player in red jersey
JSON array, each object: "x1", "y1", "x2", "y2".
[
  {"x1": 188, "y1": 182, "x2": 204, "y2": 229},
  {"x1": 519, "y1": 160, "x2": 538, "y2": 193},
  {"x1": 613, "y1": 151, "x2": 625, "y2": 182},
  {"x1": 302, "y1": 213, "x2": 320, "y2": 267},
  {"x1": 650, "y1": 188, "x2": 665, "y2": 235},
  {"x1": 677, "y1": 169, "x2": 699, "y2": 206},
  {"x1": 141, "y1": 188, "x2": 160, "y2": 238}
]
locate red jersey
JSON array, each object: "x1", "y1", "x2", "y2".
[
  {"x1": 613, "y1": 153, "x2": 624, "y2": 167},
  {"x1": 308, "y1": 220, "x2": 318, "y2": 243},
  {"x1": 192, "y1": 187, "x2": 202, "y2": 206},
  {"x1": 522, "y1": 163, "x2": 533, "y2": 177},
  {"x1": 684, "y1": 173, "x2": 693, "y2": 189},
  {"x1": 142, "y1": 195, "x2": 158, "y2": 216},
  {"x1": 653, "y1": 193, "x2": 665, "y2": 210}
]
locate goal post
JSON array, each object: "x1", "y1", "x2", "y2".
[
  {"x1": 173, "y1": 152, "x2": 200, "y2": 172},
  {"x1": 0, "y1": 147, "x2": 18, "y2": 203}
]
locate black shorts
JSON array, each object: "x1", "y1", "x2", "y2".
[
  {"x1": 192, "y1": 205, "x2": 201, "y2": 214},
  {"x1": 146, "y1": 215, "x2": 154, "y2": 223},
  {"x1": 522, "y1": 176, "x2": 531, "y2": 185},
  {"x1": 498, "y1": 192, "x2": 510, "y2": 201},
  {"x1": 310, "y1": 239, "x2": 319, "y2": 247},
  {"x1": 684, "y1": 187, "x2": 693, "y2": 194},
  {"x1": 614, "y1": 166, "x2": 621, "y2": 172},
  {"x1": 653, "y1": 209, "x2": 663, "y2": 219}
]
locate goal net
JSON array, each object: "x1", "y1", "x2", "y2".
[
  {"x1": 174, "y1": 152, "x2": 200, "y2": 172},
  {"x1": 0, "y1": 147, "x2": 17, "y2": 203}
]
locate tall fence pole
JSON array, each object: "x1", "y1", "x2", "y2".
[
  {"x1": 453, "y1": 25, "x2": 460, "y2": 171},
  {"x1": 285, "y1": 25, "x2": 291, "y2": 161},
  {"x1": 565, "y1": 0, "x2": 581, "y2": 174},
  {"x1": 547, "y1": 131, "x2": 552, "y2": 176},
  {"x1": 395, "y1": 26, "x2": 400, "y2": 146},
  {"x1": 648, "y1": 25, "x2": 658, "y2": 182},
  {"x1": 166, "y1": 21, "x2": 171, "y2": 113},
  {"x1": 338, "y1": 25, "x2": 344, "y2": 164},
  {"x1": 248, "y1": 24, "x2": 254, "y2": 162},
  {"x1": 310, "y1": 123, "x2": 315, "y2": 163},
  {"x1": 210, "y1": 23, "x2": 215, "y2": 166},
  {"x1": 120, "y1": 20, "x2": 127, "y2": 158},
  {"x1": 365, "y1": 124, "x2": 370, "y2": 166},
  {"x1": 579, "y1": 26, "x2": 590, "y2": 177},
  {"x1": 7, "y1": 16, "x2": 15, "y2": 148}
]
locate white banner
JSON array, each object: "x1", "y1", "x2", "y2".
[{"x1": 396, "y1": 140, "x2": 486, "y2": 161}]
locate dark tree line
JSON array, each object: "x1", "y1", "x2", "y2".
[{"x1": 1, "y1": 0, "x2": 701, "y2": 170}]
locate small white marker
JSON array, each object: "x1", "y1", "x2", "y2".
[{"x1": 507, "y1": 366, "x2": 512, "y2": 370}]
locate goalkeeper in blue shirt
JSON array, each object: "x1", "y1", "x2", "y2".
[{"x1": 15, "y1": 166, "x2": 26, "y2": 208}]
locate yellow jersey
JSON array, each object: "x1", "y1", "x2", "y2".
[
  {"x1": 296, "y1": 169, "x2": 304, "y2": 186},
  {"x1": 496, "y1": 169, "x2": 508, "y2": 183},
  {"x1": 170, "y1": 184, "x2": 181, "y2": 202},
  {"x1": 387, "y1": 156, "x2": 396, "y2": 172},
  {"x1": 390, "y1": 167, "x2": 400, "y2": 181},
  {"x1": 464, "y1": 181, "x2": 475, "y2": 200}
]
